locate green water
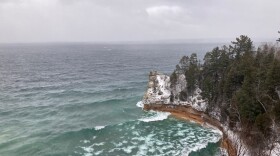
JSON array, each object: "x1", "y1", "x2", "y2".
[{"x1": 0, "y1": 43, "x2": 224, "y2": 155}]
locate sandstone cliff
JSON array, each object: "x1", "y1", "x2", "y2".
[{"x1": 142, "y1": 70, "x2": 207, "y2": 112}]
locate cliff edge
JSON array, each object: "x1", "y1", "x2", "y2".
[{"x1": 141, "y1": 36, "x2": 280, "y2": 156}]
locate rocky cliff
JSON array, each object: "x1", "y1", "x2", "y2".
[
  {"x1": 142, "y1": 36, "x2": 280, "y2": 156},
  {"x1": 142, "y1": 69, "x2": 207, "y2": 112}
]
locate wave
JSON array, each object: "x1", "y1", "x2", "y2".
[
  {"x1": 76, "y1": 103, "x2": 222, "y2": 156},
  {"x1": 77, "y1": 118, "x2": 222, "y2": 156},
  {"x1": 138, "y1": 111, "x2": 170, "y2": 122},
  {"x1": 94, "y1": 126, "x2": 106, "y2": 130},
  {"x1": 181, "y1": 128, "x2": 222, "y2": 156},
  {"x1": 136, "y1": 101, "x2": 143, "y2": 108},
  {"x1": 44, "y1": 87, "x2": 142, "y2": 100}
]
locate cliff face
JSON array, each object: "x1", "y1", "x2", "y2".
[
  {"x1": 142, "y1": 36, "x2": 280, "y2": 156},
  {"x1": 142, "y1": 70, "x2": 207, "y2": 112},
  {"x1": 143, "y1": 71, "x2": 171, "y2": 105}
]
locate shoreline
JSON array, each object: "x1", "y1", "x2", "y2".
[{"x1": 143, "y1": 104, "x2": 237, "y2": 156}]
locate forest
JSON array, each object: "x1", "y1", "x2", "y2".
[{"x1": 175, "y1": 35, "x2": 280, "y2": 155}]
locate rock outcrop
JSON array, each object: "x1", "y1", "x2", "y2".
[
  {"x1": 143, "y1": 71, "x2": 171, "y2": 104},
  {"x1": 142, "y1": 70, "x2": 207, "y2": 112}
]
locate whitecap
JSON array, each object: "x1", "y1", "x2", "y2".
[
  {"x1": 112, "y1": 142, "x2": 123, "y2": 147},
  {"x1": 83, "y1": 153, "x2": 93, "y2": 156},
  {"x1": 122, "y1": 146, "x2": 136, "y2": 153},
  {"x1": 81, "y1": 146, "x2": 94, "y2": 155},
  {"x1": 138, "y1": 111, "x2": 170, "y2": 122},
  {"x1": 136, "y1": 101, "x2": 143, "y2": 108},
  {"x1": 82, "y1": 140, "x2": 90, "y2": 143},
  {"x1": 94, "y1": 150, "x2": 104, "y2": 155},
  {"x1": 94, "y1": 126, "x2": 105, "y2": 130},
  {"x1": 93, "y1": 142, "x2": 105, "y2": 146},
  {"x1": 181, "y1": 129, "x2": 222, "y2": 156}
]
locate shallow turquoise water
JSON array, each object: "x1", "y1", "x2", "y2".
[{"x1": 0, "y1": 43, "x2": 224, "y2": 156}]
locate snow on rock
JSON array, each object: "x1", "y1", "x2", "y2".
[
  {"x1": 143, "y1": 71, "x2": 171, "y2": 105},
  {"x1": 188, "y1": 88, "x2": 207, "y2": 112},
  {"x1": 143, "y1": 71, "x2": 207, "y2": 112},
  {"x1": 209, "y1": 107, "x2": 222, "y2": 121},
  {"x1": 222, "y1": 126, "x2": 251, "y2": 156},
  {"x1": 269, "y1": 142, "x2": 280, "y2": 156},
  {"x1": 174, "y1": 74, "x2": 187, "y2": 97},
  {"x1": 171, "y1": 74, "x2": 187, "y2": 105}
]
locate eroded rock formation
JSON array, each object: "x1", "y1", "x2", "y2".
[{"x1": 142, "y1": 70, "x2": 207, "y2": 112}]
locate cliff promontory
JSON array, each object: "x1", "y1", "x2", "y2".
[
  {"x1": 142, "y1": 35, "x2": 280, "y2": 156},
  {"x1": 143, "y1": 70, "x2": 207, "y2": 112}
]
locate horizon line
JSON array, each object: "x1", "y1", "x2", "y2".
[{"x1": 0, "y1": 37, "x2": 276, "y2": 45}]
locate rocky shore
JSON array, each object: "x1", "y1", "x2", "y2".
[
  {"x1": 143, "y1": 104, "x2": 237, "y2": 156},
  {"x1": 142, "y1": 70, "x2": 239, "y2": 155}
]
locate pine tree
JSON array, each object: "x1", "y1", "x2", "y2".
[
  {"x1": 231, "y1": 35, "x2": 253, "y2": 60},
  {"x1": 185, "y1": 53, "x2": 199, "y2": 93}
]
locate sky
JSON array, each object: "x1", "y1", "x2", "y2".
[{"x1": 0, "y1": 0, "x2": 279, "y2": 43}]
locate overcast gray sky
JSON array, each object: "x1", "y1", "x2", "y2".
[{"x1": 0, "y1": 0, "x2": 279, "y2": 43}]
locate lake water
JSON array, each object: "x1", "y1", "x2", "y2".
[{"x1": 0, "y1": 43, "x2": 224, "y2": 156}]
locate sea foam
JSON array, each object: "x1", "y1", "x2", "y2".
[
  {"x1": 138, "y1": 111, "x2": 170, "y2": 122},
  {"x1": 181, "y1": 128, "x2": 222, "y2": 156},
  {"x1": 94, "y1": 126, "x2": 105, "y2": 130},
  {"x1": 136, "y1": 101, "x2": 144, "y2": 108}
]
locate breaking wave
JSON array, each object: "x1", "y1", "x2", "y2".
[
  {"x1": 138, "y1": 110, "x2": 170, "y2": 122},
  {"x1": 94, "y1": 126, "x2": 106, "y2": 130},
  {"x1": 136, "y1": 101, "x2": 144, "y2": 108},
  {"x1": 78, "y1": 117, "x2": 222, "y2": 156}
]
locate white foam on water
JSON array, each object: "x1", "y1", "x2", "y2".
[
  {"x1": 122, "y1": 140, "x2": 128, "y2": 144},
  {"x1": 112, "y1": 142, "x2": 123, "y2": 147},
  {"x1": 138, "y1": 111, "x2": 170, "y2": 122},
  {"x1": 81, "y1": 146, "x2": 93, "y2": 153},
  {"x1": 93, "y1": 142, "x2": 105, "y2": 146},
  {"x1": 181, "y1": 128, "x2": 222, "y2": 156},
  {"x1": 83, "y1": 153, "x2": 93, "y2": 156},
  {"x1": 79, "y1": 113, "x2": 223, "y2": 156},
  {"x1": 177, "y1": 131, "x2": 185, "y2": 136},
  {"x1": 94, "y1": 126, "x2": 105, "y2": 130},
  {"x1": 122, "y1": 145, "x2": 136, "y2": 154},
  {"x1": 81, "y1": 140, "x2": 90, "y2": 143},
  {"x1": 94, "y1": 150, "x2": 103, "y2": 155},
  {"x1": 81, "y1": 146, "x2": 94, "y2": 156},
  {"x1": 136, "y1": 101, "x2": 144, "y2": 108}
]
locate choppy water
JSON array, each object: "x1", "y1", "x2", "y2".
[{"x1": 0, "y1": 43, "x2": 224, "y2": 156}]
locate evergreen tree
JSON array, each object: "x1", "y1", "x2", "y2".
[
  {"x1": 185, "y1": 53, "x2": 199, "y2": 93},
  {"x1": 231, "y1": 35, "x2": 253, "y2": 60},
  {"x1": 175, "y1": 35, "x2": 280, "y2": 146}
]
